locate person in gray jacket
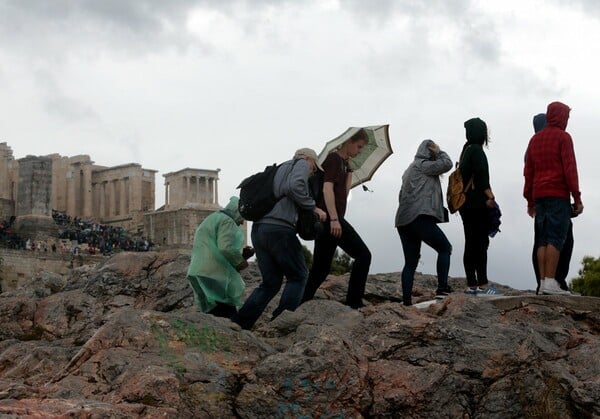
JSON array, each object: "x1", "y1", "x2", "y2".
[
  {"x1": 395, "y1": 140, "x2": 453, "y2": 305},
  {"x1": 233, "y1": 148, "x2": 327, "y2": 330}
]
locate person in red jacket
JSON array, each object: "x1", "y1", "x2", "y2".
[{"x1": 524, "y1": 101, "x2": 584, "y2": 295}]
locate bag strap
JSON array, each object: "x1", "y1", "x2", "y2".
[
  {"x1": 463, "y1": 177, "x2": 474, "y2": 192},
  {"x1": 458, "y1": 145, "x2": 474, "y2": 192}
]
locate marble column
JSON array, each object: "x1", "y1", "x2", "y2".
[
  {"x1": 204, "y1": 177, "x2": 209, "y2": 204},
  {"x1": 164, "y1": 182, "x2": 169, "y2": 209},
  {"x1": 82, "y1": 166, "x2": 93, "y2": 218},
  {"x1": 99, "y1": 182, "x2": 106, "y2": 218},
  {"x1": 213, "y1": 177, "x2": 218, "y2": 205},
  {"x1": 120, "y1": 178, "x2": 128, "y2": 216}
]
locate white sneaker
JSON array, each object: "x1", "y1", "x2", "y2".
[{"x1": 542, "y1": 278, "x2": 572, "y2": 295}]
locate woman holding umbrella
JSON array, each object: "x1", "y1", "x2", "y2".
[{"x1": 301, "y1": 128, "x2": 372, "y2": 309}]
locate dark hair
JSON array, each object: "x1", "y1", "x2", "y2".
[
  {"x1": 464, "y1": 118, "x2": 488, "y2": 146},
  {"x1": 349, "y1": 128, "x2": 369, "y2": 143}
]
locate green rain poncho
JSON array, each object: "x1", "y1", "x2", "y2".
[{"x1": 187, "y1": 196, "x2": 246, "y2": 312}]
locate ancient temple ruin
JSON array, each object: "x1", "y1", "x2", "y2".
[
  {"x1": 0, "y1": 142, "x2": 222, "y2": 245},
  {"x1": 144, "y1": 168, "x2": 221, "y2": 246}
]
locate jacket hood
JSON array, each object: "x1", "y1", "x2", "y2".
[
  {"x1": 415, "y1": 139, "x2": 435, "y2": 160},
  {"x1": 546, "y1": 101, "x2": 570, "y2": 130},
  {"x1": 532, "y1": 113, "x2": 546, "y2": 133},
  {"x1": 223, "y1": 196, "x2": 243, "y2": 224},
  {"x1": 464, "y1": 118, "x2": 487, "y2": 145}
]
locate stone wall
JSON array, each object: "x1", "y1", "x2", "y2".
[
  {"x1": 0, "y1": 248, "x2": 103, "y2": 292},
  {"x1": 16, "y1": 156, "x2": 53, "y2": 217},
  {"x1": 0, "y1": 199, "x2": 14, "y2": 221},
  {"x1": 143, "y1": 208, "x2": 213, "y2": 246}
]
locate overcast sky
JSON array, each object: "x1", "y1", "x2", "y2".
[{"x1": 1, "y1": 0, "x2": 598, "y2": 290}]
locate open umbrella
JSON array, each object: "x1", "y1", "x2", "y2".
[{"x1": 318, "y1": 125, "x2": 392, "y2": 188}]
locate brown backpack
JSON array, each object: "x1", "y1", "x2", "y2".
[{"x1": 447, "y1": 161, "x2": 474, "y2": 214}]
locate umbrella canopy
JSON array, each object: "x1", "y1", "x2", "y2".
[{"x1": 318, "y1": 125, "x2": 392, "y2": 188}]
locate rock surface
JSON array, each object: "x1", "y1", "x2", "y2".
[{"x1": 0, "y1": 251, "x2": 598, "y2": 418}]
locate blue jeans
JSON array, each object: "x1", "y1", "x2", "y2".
[
  {"x1": 534, "y1": 197, "x2": 571, "y2": 251},
  {"x1": 302, "y1": 218, "x2": 371, "y2": 308},
  {"x1": 397, "y1": 215, "x2": 452, "y2": 305},
  {"x1": 232, "y1": 223, "x2": 308, "y2": 330}
]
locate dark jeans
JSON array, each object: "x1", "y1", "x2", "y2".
[
  {"x1": 533, "y1": 220, "x2": 573, "y2": 293},
  {"x1": 459, "y1": 207, "x2": 489, "y2": 287},
  {"x1": 232, "y1": 223, "x2": 308, "y2": 330},
  {"x1": 534, "y1": 197, "x2": 571, "y2": 251},
  {"x1": 302, "y1": 218, "x2": 371, "y2": 308},
  {"x1": 208, "y1": 303, "x2": 237, "y2": 318},
  {"x1": 397, "y1": 215, "x2": 452, "y2": 305}
]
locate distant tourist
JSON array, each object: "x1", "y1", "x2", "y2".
[
  {"x1": 458, "y1": 118, "x2": 502, "y2": 296},
  {"x1": 524, "y1": 102, "x2": 583, "y2": 295},
  {"x1": 187, "y1": 196, "x2": 252, "y2": 318},
  {"x1": 233, "y1": 148, "x2": 326, "y2": 329},
  {"x1": 395, "y1": 140, "x2": 453, "y2": 306}
]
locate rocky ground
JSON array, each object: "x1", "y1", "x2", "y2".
[{"x1": 0, "y1": 251, "x2": 598, "y2": 418}]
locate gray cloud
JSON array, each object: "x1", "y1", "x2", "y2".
[
  {"x1": 341, "y1": 0, "x2": 471, "y2": 20},
  {"x1": 33, "y1": 70, "x2": 97, "y2": 123},
  {"x1": 556, "y1": 0, "x2": 600, "y2": 17},
  {"x1": 0, "y1": 0, "x2": 200, "y2": 58}
]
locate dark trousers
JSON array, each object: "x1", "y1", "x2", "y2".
[
  {"x1": 302, "y1": 218, "x2": 371, "y2": 308},
  {"x1": 397, "y1": 215, "x2": 452, "y2": 305},
  {"x1": 533, "y1": 220, "x2": 573, "y2": 293},
  {"x1": 459, "y1": 207, "x2": 489, "y2": 287},
  {"x1": 208, "y1": 303, "x2": 237, "y2": 318},
  {"x1": 232, "y1": 223, "x2": 308, "y2": 330}
]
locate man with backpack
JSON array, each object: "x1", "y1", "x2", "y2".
[{"x1": 232, "y1": 148, "x2": 327, "y2": 330}]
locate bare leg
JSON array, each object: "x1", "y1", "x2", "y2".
[{"x1": 537, "y1": 244, "x2": 561, "y2": 280}]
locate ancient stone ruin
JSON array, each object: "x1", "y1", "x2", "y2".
[{"x1": 0, "y1": 142, "x2": 221, "y2": 245}]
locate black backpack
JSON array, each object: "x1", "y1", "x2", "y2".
[
  {"x1": 296, "y1": 170, "x2": 325, "y2": 240},
  {"x1": 237, "y1": 164, "x2": 282, "y2": 221}
]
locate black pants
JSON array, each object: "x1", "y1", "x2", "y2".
[
  {"x1": 459, "y1": 207, "x2": 489, "y2": 287},
  {"x1": 208, "y1": 302, "x2": 237, "y2": 318},
  {"x1": 533, "y1": 220, "x2": 573, "y2": 293},
  {"x1": 302, "y1": 218, "x2": 371, "y2": 308},
  {"x1": 397, "y1": 215, "x2": 452, "y2": 305}
]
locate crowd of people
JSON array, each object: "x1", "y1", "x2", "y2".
[
  {"x1": 0, "y1": 211, "x2": 153, "y2": 255},
  {"x1": 187, "y1": 100, "x2": 583, "y2": 328},
  {"x1": 53, "y1": 210, "x2": 153, "y2": 254}
]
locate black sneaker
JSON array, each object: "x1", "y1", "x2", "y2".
[
  {"x1": 443, "y1": 285, "x2": 454, "y2": 293},
  {"x1": 435, "y1": 290, "x2": 450, "y2": 299}
]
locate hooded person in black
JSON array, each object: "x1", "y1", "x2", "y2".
[
  {"x1": 529, "y1": 113, "x2": 573, "y2": 294},
  {"x1": 459, "y1": 118, "x2": 502, "y2": 296}
]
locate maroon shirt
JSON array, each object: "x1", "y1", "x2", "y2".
[
  {"x1": 318, "y1": 152, "x2": 350, "y2": 218},
  {"x1": 523, "y1": 101, "x2": 582, "y2": 207}
]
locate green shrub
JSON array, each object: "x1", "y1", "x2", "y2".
[
  {"x1": 302, "y1": 246, "x2": 352, "y2": 275},
  {"x1": 570, "y1": 256, "x2": 600, "y2": 297}
]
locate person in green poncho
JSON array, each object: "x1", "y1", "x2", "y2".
[{"x1": 187, "y1": 196, "x2": 254, "y2": 318}]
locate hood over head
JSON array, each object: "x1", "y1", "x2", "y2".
[
  {"x1": 464, "y1": 118, "x2": 488, "y2": 145},
  {"x1": 415, "y1": 139, "x2": 435, "y2": 160},
  {"x1": 224, "y1": 196, "x2": 243, "y2": 224},
  {"x1": 546, "y1": 101, "x2": 570, "y2": 130},
  {"x1": 533, "y1": 113, "x2": 547, "y2": 133}
]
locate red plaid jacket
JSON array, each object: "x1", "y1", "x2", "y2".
[{"x1": 523, "y1": 102, "x2": 582, "y2": 207}]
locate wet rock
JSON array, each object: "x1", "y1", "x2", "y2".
[{"x1": 0, "y1": 252, "x2": 597, "y2": 418}]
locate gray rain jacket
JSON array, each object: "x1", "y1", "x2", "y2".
[
  {"x1": 395, "y1": 140, "x2": 453, "y2": 227},
  {"x1": 258, "y1": 158, "x2": 316, "y2": 228}
]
